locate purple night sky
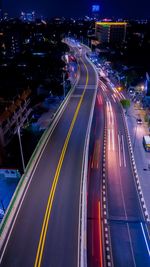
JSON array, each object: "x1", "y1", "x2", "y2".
[{"x1": 3, "y1": 0, "x2": 150, "y2": 19}]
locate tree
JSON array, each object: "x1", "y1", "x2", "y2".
[{"x1": 120, "y1": 99, "x2": 130, "y2": 114}]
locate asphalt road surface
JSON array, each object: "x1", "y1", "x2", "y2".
[
  {"x1": 99, "y1": 78, "x2": 150, "y2": 267},
  {"x1": 0, "y1": 47, "x2": 97, "y2": 267},
  {"x1": 87, "y1": 90, "x2": 105, "y2": 267}
]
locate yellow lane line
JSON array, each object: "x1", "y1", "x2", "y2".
[{"x1": 34, "y1": 58, "x2": 89, "y2": 267}]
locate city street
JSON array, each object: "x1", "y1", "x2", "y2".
[{"x1": 99, "y1": 78, "x2": 150, "y2": 267}]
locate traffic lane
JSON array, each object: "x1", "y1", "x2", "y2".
[
  {"x1": 107, "y1": 154, "x2": 141, "y2": 267},
  {"x1": 87, "y1": 93, "x2": 105, "y2": 213},
  {"x1": 101, "y1": 83, "x2": 150, "y2": 265},
  {"x1": 87, "y1": 94, "x2": 105, "y2": 267},
  {"x1": 107, "y1": 99, "x2": 150, "y2": 266},
  {"x1": 110, "y1": 222, "x2": 150, "y2": 267},
  {"x1": 41, "y1": 116, "x2": 85, "y2": 267},
  {"x1": 106, "y1": 101, "x2": 126, "y2": 218},
  {"x1": 106, "y1": 98, "x2": 143, "y2": 217},
  {"x1": 39, "y1": 88, "x2": 97, "y2": 266},
  {"x1": 0, "y1": 96, "x2": 84, "y2": 267},
  {"x1": 107, "y1": 146, "x2": 126, "y2": 219},
  {"x1": 87, "y1": 200, "x2": 100, "y2": 267},
  {"x1": 73, "y1": 58, "x2": 91, "y2": 96},
  {"x1": 113, "y1": 102, "x2": 144, "y2": 218},
  {"x1": 76, "y1": 68, "x2": 86, "y2": 87},
  {"x1": 110, "y1": 222, "x2": 135, "y2": 267},
  {"x1": 85, "y1": 64, "x2": 97, "y2": 85},
  {"x1": 112, "y1": 106, "x2": 150, "y2": 264},
  {"x1": 129, "y1": 223, "x2": 150, "y2": 266}
]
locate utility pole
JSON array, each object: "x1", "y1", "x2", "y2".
[{"x1": 17, "y1": 127, "x2": 25, "y2": 173}]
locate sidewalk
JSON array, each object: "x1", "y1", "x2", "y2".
[{"x1": 126, "y1": 102, "x2": 150, "y2": 216}]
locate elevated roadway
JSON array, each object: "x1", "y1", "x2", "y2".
[{"x1": 0, "y1": 46, "x2": 97, "y2": 267}]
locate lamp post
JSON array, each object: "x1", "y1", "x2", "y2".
[{"x1": 17, "y1": 127, "x2": 25, "y2": 173}]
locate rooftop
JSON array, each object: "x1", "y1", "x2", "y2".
[{"x1": 96, "y1": 22, "x2": 127, "y2": 26}]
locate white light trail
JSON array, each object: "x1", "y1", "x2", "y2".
[
  {"x1": 118, "y1": 134, "x2": 121, "y2": 167},
  {"x1": 140, "y1": 223, "x2": 150, "y2": 257},
  {"x1": 122, "y1": 135, "x2": 126, "y2": 167}
]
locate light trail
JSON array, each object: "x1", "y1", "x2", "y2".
[{"x1": 140, "y1": 223, "x2": 150, "y2": 257}]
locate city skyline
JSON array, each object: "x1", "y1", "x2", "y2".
[{"x1": 2, "y1": 0, "x2": 150, "y2": 19}]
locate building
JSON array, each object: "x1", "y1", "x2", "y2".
[
  {"x1": 95, "y1": 22, "x2": 127, "y2": 44},
  {"x1": 0, "y1": 21, "x2": 23, "y2": 56},
  {"x1": 0, "y1": 88, "x2": 32, "y2": 147}
]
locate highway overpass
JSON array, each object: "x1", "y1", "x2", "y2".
[{"x1": 0, "y1": 45, "x2": 97, "y2": 267}]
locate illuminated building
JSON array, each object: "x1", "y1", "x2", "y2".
[
  {"x1": 95, "y1": 22, "x2": 127, "y2": 43},
  {"x1": 92, "y1": 4, "x2": 100, "y2": 20},
  {"x1": 0, "y1": 89, "x2": 32, "y2": 147}
]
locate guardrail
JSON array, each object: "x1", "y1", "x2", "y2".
[{"x1": 0, "y1": 53, "x2": 80, "y2": 250}]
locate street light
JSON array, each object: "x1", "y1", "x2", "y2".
[{"x1": 17, "y1": 127, "x2": 25, "y2": 173}]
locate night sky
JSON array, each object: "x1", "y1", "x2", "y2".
[{"x1": 3, "y1": 0, "x2": 150, "y2": 19}]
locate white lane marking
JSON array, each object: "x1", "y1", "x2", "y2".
[
  {"x1": 112, "y1": 129, "x2": 115, "y2": 151},
  {"x1": 118, "y1": 166, "x2": 136, "y2": 267},
  {"x1": 140, "y1": 223, "x2": 150, "y2": 257},
  {"x1": 112, "y1": 95, "x2": 116, "y2": 103},
  {"x1": 106, "y1": 101, "x2": 111, "y2": 125},
  {"x1": 120, "y1": 92, "x2": 125, "y2": 99},
  {"x1": 110, "y1": 104, "x2": 114, "y2": 126},
  {"x1": 116, "y1": 94, "x2": 121, "y2": 101},
  {"x1": 118, "y1": 134, "x2": 121, "y2": 167},
  {"x1": 108, "y1": 111, "x2": 111, "y2": 125},
  {"x1": 122, "y1": 134, "x2": 126, "y2": 167},
  {"x1": 108, "y1": 129, "x2": 110, "y2": 151}
]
